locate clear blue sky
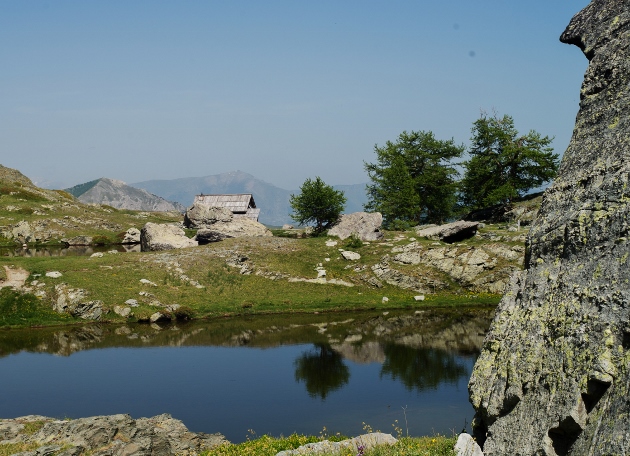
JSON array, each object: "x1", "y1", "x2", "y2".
[{"x1": 1, "y1": 1, "x2": 591, "y2": 190}]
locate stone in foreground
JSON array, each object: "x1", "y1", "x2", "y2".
[
  {"x1": 454, "y1": 433, "x2": 483, "y2": 456},
  {"x1": 275, "y1": 432, "x2": 396, "y2": 455},
  {"x1": 469, "y1": 2, "x2": 630, "y2": 455},
  {"x1": 0, "y1": 414, "x2": 227, "y2": 455}
]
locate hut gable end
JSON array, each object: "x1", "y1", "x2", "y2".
[{"x1": 194, "y1": 193, "x2": 260, "y2": 221}]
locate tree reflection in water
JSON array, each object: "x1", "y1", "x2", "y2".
[
  {"x1": 380, "y1": 344, "x2": 468, "y2": 392},
  {"x1": 294, "y1": 343, "x2": 350, "y2": 400}
]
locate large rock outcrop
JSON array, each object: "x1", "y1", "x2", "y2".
[
  {"x1": 140, "y1": 223, "x2": 197, "y2": 251},
  {"x1": 469, "y1": 2, "x2": 630, "y2": 455},
  {"x1": 184, "y1": 202, "x2": 272, "y2": 242},
  {"x1": 0, "y1": 414, "x2": 226, "y2": 455},
  {"x1": 328, "y1": 212, "x2": 384, "y2": 241}
]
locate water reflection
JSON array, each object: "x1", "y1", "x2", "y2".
[
  {"x1": 295, "y1": 344, "x2": 350, "y2": 400},
  {"x1": 0, "y1": 308, "x2": 493, "y2": 442},
  {"x1": 380, "y1": 345, "x2": 468, "y2": 392}
]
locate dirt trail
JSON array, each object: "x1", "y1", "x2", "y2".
[{"x1": 0, "y1": 266, "x2": 29, "y2": 289}]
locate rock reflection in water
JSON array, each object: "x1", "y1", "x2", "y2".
[{"x1": 0, "y1": 307, "x2": 493, "y2": 442}]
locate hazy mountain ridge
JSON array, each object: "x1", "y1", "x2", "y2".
[
  {"x1": 65, "y1": 178, "x2": 184, "y2": 212},
  {"x1": 133, "y1": 170, "x2": 368, "y2": 226}
]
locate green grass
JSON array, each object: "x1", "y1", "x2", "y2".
[
  {"x1": 201, "y1": 434, "x2": 457, "y2": 456},
  {"x1": 0, "y1": 443, "x2": 41, "y2": 456},
  {"x1": 0, "y1": 288, "x2": 74, "y2": 327}
]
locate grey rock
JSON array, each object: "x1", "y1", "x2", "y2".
[
  {"x1": 185, "y1": 202, "x2": 272, "y2": 241},
  {"x1": 140, "y1": 223, "x2": 197, "y2": 251},
  {"x1": 11, "y1": 220, "x2": 33, "y2": 243},
  {"x1": 45, "y1": 271, "x2": 62, "y2": 278},
  {"x1": 122, "y1": 227, "x2": 141, "y2": 244},
  {"x1": 193, "y1": 228, "x2": 231, "y2": 244},
  {"x1": 53, "y1": 284, "x2": 103, "y2": 320},
  {"x1": 0, "y1": 414, "x2": 226, "y2": 455},
  {"x1": 454, "y1": 433, "x2": 483, "y2": 456},
  {"x1": 282, "y1": 224, "x2": 294, "y2": 229},
  {"x1": 341, "y1": 250, "x2": 361, "y2": 261},
  {"x1": 469, "y1": 3, "x2": 630, "y2": 455},
  {"x1": 328, "y1": 212, "x2": 384, "y2": 241},
  {"x1": 63, "y1": 235, "x2": 93, "y2": 246},
  {"x1": 275, "y1": 432, "x2": 396, "y2": 455},
  {"x1": 416, "y1": 220, "x2": 479, "y2": 243},
  {"x1": 184, "y1": 203, "x2": 233, "y2": 228}
]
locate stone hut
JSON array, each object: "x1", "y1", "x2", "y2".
[{"x1": 193, "y1": 193, "x2": 260, "y2": 222}]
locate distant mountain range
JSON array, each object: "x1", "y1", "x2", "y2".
[
  {"x1": 132, "y1": 171, "x2": 368, "y2": 226},
  {"x1": 60, "y1": 171, "x2": 367, "y2": 226},
  {"x1": 65, "y1": 178, "x2": 184, "y2": 212}
]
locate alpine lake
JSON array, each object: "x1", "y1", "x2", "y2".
[{"x1": 0, "y1": 306, "x2": 492, "y2": 443}]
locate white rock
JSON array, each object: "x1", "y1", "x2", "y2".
[
  {"x1": 114, "y1": 306, "x2": 132, "y2": 317},
  {"x1": 382, "y1": 297, "x2": 389, "y2": 302},
  {"x1": 341, "y1": 251, "x2": 361, "y2": 261},
  {"x1": 140, "y1": 279, "x2": 157, "y2": 287},
  {"x1": 414, "y1": 295, "x2": 425, "y2": 301},
  {"x1": 125, "y1": 299, "x2": 139, "y2": 307},
  {"x1": 90, "y1": 252, "x2": 104, "y2": 258},
  {"x1": 454, "y1": 433, "x2": 484, "y2": 456},
  {"x1": 45, "y1": 271, "x2": 63, "y2": 278},
  {"x1": 325, "y1": 240, "x2": 338, "y2": 247}
]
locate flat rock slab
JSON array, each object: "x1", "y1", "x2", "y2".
[
  {"x1": 415, "y1": 221, "x2": 478, "y2": 243},
  {"x1": 275, "y1": 432, "x2": 396, "y2": 455}
]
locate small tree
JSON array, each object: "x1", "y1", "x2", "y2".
[
  {"x1": 460, "y1": 113, "x2": 559, "y2": 209},
  {"x1": 364, "y1": 130, "x2": 464, "y2": 227},
  {"x1": 290, "y1": 177, "x2": 346, "y2": 233}
]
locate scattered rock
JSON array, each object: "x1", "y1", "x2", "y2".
[
  {"x1": 341, "y1": 250, "x2": 361, "y2": 261},
  {"x1": 139, "y1": 278, "x2": 157, "y2": 287},
  {"x1": 90, "y1": 252, "x2": 103, "y2": 258},
  {"x1": 52, "y1": 284, "x2": 104, "y2": 320},
  {"x1": 282, "y1": 224, "x2": 295, "y2": 230},
  {"x1": 140, "y1": 223, "x2": 197, "y2": 251},
  {"x1": 328, "y1": 212, "x2": 384, "y2": 241},
  {"x1": 125, "y1": 299, "x2": 139, "y2": 307},
  {"x1": 113, "y1": 306, "x2": 132, "y2": 317},
  {"x1": 45, "y1": 271, "x2": 63, "y2": 279}
]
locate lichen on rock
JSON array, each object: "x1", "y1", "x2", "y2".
[{"x1": 469, "y1": 2, "x2": 630, "y2": 455}]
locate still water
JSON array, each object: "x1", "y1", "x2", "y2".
[{"x1": 0, "y1": 308, "x2": 492, "y2": 443}]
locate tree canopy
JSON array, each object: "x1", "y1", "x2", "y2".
[
  {"x1": 460, "y1": 113, "x2": 559, "y2": 210},
  {"x1": 290, "y1": 176, "x2": 346, "y2": 233},
  {"x1": 364, "y1": 130, "x2": 464, "y2": 227}
]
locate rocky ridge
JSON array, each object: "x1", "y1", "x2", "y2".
[
  {"x1": 65, "y1": 178, "x2": 184, "y2": 212},
  {"x1": 469, "y1": 2, "x2": 630, "y2": 455},
  {"x1": 0, "y1": 414, "x2": 226, "y2": 455}
]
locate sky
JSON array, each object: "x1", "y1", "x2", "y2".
[{"x1": 1, "y1": 1, "x2": 591, "y2": 191}]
